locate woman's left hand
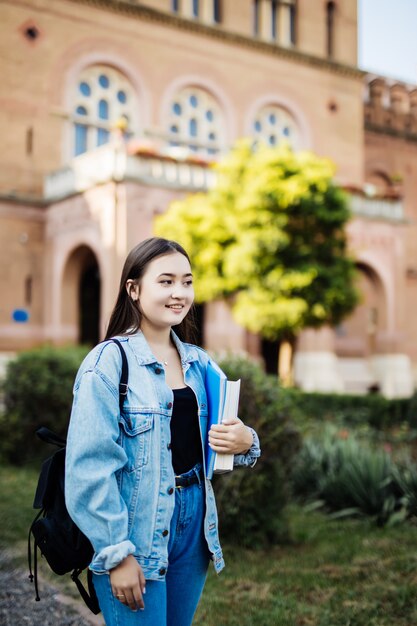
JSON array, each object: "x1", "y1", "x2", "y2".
[{"x1": 208, "y1": 417, "x2": 253, "y2": 455}]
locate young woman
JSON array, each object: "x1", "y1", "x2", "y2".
[{"x1": 65, "y1": 237, "x2": 260, "y2": 626}]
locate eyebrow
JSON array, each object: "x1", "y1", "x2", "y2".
[{"x1": 157, "y1": 273, "x2": 193, "y2": 278}]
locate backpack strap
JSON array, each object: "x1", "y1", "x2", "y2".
[
  {"x1": 28, "y1": 509, "x2": 43, "y2": 601},
  {"x1": 28, "y1": 339, "x2": 129, "y2": 615},
  {"x1": 36, "y1": 427, "x2": 66, "y2": 448},
  {"x1": 110, "y1": 338, "x2": 129, "y2": 413},
  {"x1": 69, "y1": 339, "x2": 127, "y2": 614},
  {"x1": 71, "y1": 569, "x2": 101, "y2": 615}
]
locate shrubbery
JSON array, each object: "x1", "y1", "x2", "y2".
[
  {"x1": 0, "y1": 346, "x2": 301, "y2": 547},
  {"x1": 292, "y1": 426, "x2": 417, "y2": 526},
  {"x1": 0, "y1": 345, "x2": 88, "y2": 465},
  {"x1": 5, "y1": 342, "x2": 417, "y2": 537},
  {"x1": 214, "y1": 356, "x2": 301, "y2": 547},
  {"x1": 285, "y1": 389, "x2": 417, "y2": 430}
]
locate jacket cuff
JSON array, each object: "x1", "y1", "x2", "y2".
[
  {"x1": 89, "y1": 540, "x2": 136, "y2": 573},
  {"x1": 233, "y1": 427, "x2": 261, "y2": 468}
]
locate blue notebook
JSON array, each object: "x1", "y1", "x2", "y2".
[{"x1": 205, "y1": 360, "x2": 240, "y2": 479}]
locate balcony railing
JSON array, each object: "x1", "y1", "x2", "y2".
[
  {"x1": 44, "y1": 144, "x2": 216, "y2": 201},
  {"x1": 348, "y1": 190, "x2": 404, "y2": 222},
  {"x1": 44, "y1": 145, "x2": 405, "y2": 225}
]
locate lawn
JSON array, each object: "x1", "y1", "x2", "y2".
[
  {"x1": 2, "y1": 465, "x2": 417, "y2": 626},
  {"x1": 0, "y1": 463, "x2": 39, "y2": 546},
  {"x1": 195, "y1": 508, "x2": 417, "y2": 625}
]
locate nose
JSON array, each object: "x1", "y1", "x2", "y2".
[
  {"x1": 171, "y1": 282, "x2": 191, "y2": 299},
  {"x1": 171, "y1": 283, "x2": 186, "y2": 299}
]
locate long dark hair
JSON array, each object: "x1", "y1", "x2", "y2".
[{"x1": 105, "y1": 237, "x2": 196, "y2": 343}]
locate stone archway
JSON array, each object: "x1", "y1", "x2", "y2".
[
  {"x1": 261, "y1": 338, "x2": 279, "y2": 375},
  {"x1": 366, "y1": 170, "x2": 393, "y2": 196},
  {"x1": 333, "y1": 263, "x2": 387, "y2": 393},
  {"x1": 335, "y1": 263, "x2": 387, "y2": 359},
  {"x1": 61, "y1": 245, "x2": 101, "y2": 346}
]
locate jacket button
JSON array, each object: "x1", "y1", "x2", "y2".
[
  {"x1": 159, "y1": 567, "x2": 167, "y2": 575},
  {"x1": 167, "y1": 442, "x2": 172, "y2": 450},
  {"x1": 167, "y1": 402, "x2": 173, "y2": 409},
  {"x1": 155, "y1": 367, "x2": 162, "y2": 375},
  {"x1": 168, "y1": 487, "x2": 174, "y2": 495},
  {"x1": 201, "y1": 403, "x2": 206, "y2": 409},
  {"x1": 162, "y1": 529, "x2": 169, "y2": 537}
]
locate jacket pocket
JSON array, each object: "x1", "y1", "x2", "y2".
[{"x1": 119, "y1": 412, "x2": 153, "y2": 472}]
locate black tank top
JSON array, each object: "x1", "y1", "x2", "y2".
[{"x1": 170, "y1": 386, "x2": 203, "y2": 475}]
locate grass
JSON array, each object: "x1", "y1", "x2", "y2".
[
  {"x1": 0, "y1": 463, "x2": 39, "y2": 547},
  {"x1": 2, "y1": 464, "x2": 417, "y2": 625},
  {"x1": 195, "y1": 508, "x2": 417, "y2": 625}
]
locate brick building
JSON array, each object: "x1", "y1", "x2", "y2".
[{"x1": 1, "y1": 0, "x2": 416, "y2": 397}]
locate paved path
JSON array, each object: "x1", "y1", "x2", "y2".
[{"x1": 0, "y1": 550, "x2": 104, "y2": 626}]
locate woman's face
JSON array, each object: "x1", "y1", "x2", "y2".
[{"x1": 130, "y1": 252, "x2": 194, "y2": 332}]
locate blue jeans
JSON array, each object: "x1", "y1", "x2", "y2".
[{"x1": 92, "y1": 465, "x2": 210, "y2": 626}]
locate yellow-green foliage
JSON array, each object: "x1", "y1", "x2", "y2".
[{"x1": 156, "y1": 140, "x2": 358, "y2": 339}]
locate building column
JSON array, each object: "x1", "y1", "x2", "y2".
[
  {"x1": 183, "y1": 0, "x2": 195, "y2": 19},
  {"x1": 278, "y1": 1, "x2": 291, "y2": 46},
  {"x1": 259, "y1": 0, "x2": 272, "y2": 40},
  {"x1": 201, "y1": 0, "x2": 212, "y2": 23},
  {"x1": 43, "y1": 238, "x2": 62, "y2": 344},
  {"x1": 370, "y1": 354, "x2": 413, "y2": 398},
  {"x1": 293, "y1": 326, "x2": 344, "y2": 393},
  {"x1": 370, "y1": 332, "x2": 414, "y2": 398}
]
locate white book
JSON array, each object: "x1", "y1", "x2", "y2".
[{"x1": 213, "y1": 379, "x2": 241, "y2": 474}]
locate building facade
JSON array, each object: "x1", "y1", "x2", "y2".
[{"x1": 0, "y1": 0, "x2": 416, "y2": 397}]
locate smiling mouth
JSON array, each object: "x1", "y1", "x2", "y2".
[{"x1": 165, "y1": 304, "x2": 184, "y2": 310}]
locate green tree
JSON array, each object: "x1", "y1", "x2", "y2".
[{"x1": 156, "y1": 140, "x2": 358, "y2": 344}]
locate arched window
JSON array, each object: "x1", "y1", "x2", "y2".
[
  {"x1": 326, "y1": 1, "x2": 336, "y2": 58},
  {"x1": 365, "y1": 171, "x2": 393, "y2": 196},
  {"x1": 167, "y1": 87, "x2": 225, "y2": 157},
  {"x1": 72, "y1": 65, "x2": 138, "y2": 157},
  {"x1": 252, "y1": 104, "x2": 300, "y2": 150}
]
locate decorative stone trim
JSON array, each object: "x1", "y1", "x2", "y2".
[
  {"x1": 66, "y1": 0, "x2": 364, "y2": 80},
  {"x1": 365, "y1": 122, "x2": 417, "y2": 143}
]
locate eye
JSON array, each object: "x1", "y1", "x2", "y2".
[
  {"x1": 160, "y1": 280, "x2": 173, "y2": 285},
  {"x1": 184, "y1": 280, "x2": 193, "y2": 286}
]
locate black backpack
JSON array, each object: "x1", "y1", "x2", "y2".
[{"x1": 28, "y1": 338, "x2": 128, "y2": 615}]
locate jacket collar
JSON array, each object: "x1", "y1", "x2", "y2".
[{"x1": 126, "y1": 330, "x2": 199, "y2": 366}]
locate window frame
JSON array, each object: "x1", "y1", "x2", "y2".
[
  {"x1": 71, "y1": 65, "x2": 138, "y2": 157},
  {"x1": 167, "y1": 86, "x2": 225, "y2": 157}
]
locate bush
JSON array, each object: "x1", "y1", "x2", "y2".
[
  {"x1": 292, "y1": 427, "x2": 405, "y2": 525},
  {"x1": 285, "y1": 389, "x2": 416, "y2": 430},
  {"x1": 213, "y1": 356, "x2": 301, "y2": 547},
  {"x1": 0, "y1": 345, "x2": 89, "y2": 465},
  {"x1": 393, "y1": 458, "x2": 417, "y2": 518},
  {"x1": 1, "y1": 347, "x2": 300, "y2": 547}
]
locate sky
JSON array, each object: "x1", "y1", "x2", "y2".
[{"x1": 358, "y1": 0, "x2": 417, "y2": 85}]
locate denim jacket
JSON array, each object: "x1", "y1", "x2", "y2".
[{"x1": 65, "y1": 331, "x2": 260, "y2": 581}]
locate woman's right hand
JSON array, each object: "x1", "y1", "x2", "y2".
[{"x1": 110, "y1": 554, "x2": 146, "y2": 612}]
